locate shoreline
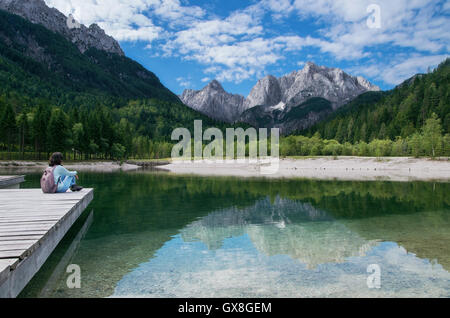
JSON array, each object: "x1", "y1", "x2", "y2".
[
  {"x1": 158, "y1": 157, "x2": 450, "y2": 182},
  {"x1": 1, "y1": 157, "x2": 449, "y2": 182},
  {"x1": 0, "y1": 161, "x2": 141, "y2": 173}
]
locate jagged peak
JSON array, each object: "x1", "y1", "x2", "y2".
[
  {"x1": 301, "y1": 61, "x2": 340, "y2": 75},
  {"x1": 252, "y1": 74, "x2": 279, "y2": 87},
  {"x1": 0, "y1": 0, "x2": 124, "y2": 56},
  {"x1": 356, "y1": 76, "x2": 381, "y2": 91},
  {"x1": 262, "y1": 74, "x2": 278, "y2": 80},
  {"x1": 206, "y1": 79, "x2": 224, "y2": 91},
  {"x1": 303, "y1": 61, "x2": 321, "y2": 71},
  {"x1": 180, "y1": 79, "x2": 246, "y2": 123},
  {"x1": 182, "y1": 61, "x2": 380, "y2": 126}
]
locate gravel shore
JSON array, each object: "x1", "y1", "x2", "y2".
[
  {"x1": 158, "y1": 157, "x2": 450, "y2": 182},
  {"x1": 0, "y1": 161, "x2": 141, "y2": 173}
]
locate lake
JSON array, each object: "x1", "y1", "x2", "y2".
[{"x1": 11, "y1": 170, "x2": 450, "y2": 297}]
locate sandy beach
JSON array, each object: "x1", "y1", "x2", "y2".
[
  {"x1": 1, "y1": 157, "x2": 449, "y2": 182},
  {"x1": 158, "y1": 157, "x2": 450, "y2": 182},
  {"x1": 0, "y1": 161, "x2": 141, "y2": 173}
]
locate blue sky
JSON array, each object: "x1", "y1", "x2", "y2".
[{"x1": 45, "y1": 0, "x2": 449, "y2": 96}]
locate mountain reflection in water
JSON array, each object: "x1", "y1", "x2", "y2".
[{"x1": 15, "y1": 172, "x2": 449, "y2": 298}]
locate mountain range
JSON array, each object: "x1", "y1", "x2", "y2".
[
  {"x1": 180, "y1": 80, "x2": 246, "y2": 123},
  {"x1": 304, "y1": 58, "x2": 449, "y2": 143},
  {"x1": 0, "y1": 0, "x2": 179, "y2": 102},
  {"x1": 0, "y1": 0, "x2": 123, "y2": 56},
  {"x1": 181, "y1": 62, "x2": 380, "y2": 134},
  {"x1": 0, "y1": 0, "x2": 231, "y2": 158},
  {"x1": 0, "y1": 0, "x2": 447, "y2": 150}
]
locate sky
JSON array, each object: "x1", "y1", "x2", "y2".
[{"x1": 44, "y1": 0, "x2": 450, "y2": 96}]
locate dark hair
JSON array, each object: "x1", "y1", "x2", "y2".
[{"x1": 49, "y1": 152, "x2": 63, "y2": 167}]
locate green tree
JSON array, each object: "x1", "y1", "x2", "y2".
[
  {"x1": 0, "y1": 103, "x2": 17, "y2": 156},
  {"x1": 17, "y1": 111, "x2": 29, "y2": 159},
  {"x1": 111, "y1": 143, "x2": 126, "y2": 161},
  {"x1": 88, "y1": 140, "x2": 99, "y2": 159},
  {"x1": 33, "y1": 103, "x2": 51, "y2": 159},
  {"x1": 346, "y1": 118, "x2": 354, "y2": 142},
  {"x1": 378, "y1": 123, "x2": 387, "y2": 140},
  {"x1": 409, "y1": 133, "x2": 422, "y2": 158},
  {"x1": 422, "y1": 113, "x2": 442, "y2": 157},
  {"x1": 72, "y1": 123, "x2": 84, "y2": 160},
  {"x1": 359, "y1": 123, "x2": 367, "y2": 142},
  {"x1": 335, "y1": 120, "x2": 345, "y2": 143},
  {"x1": 47, "y1": 108, "x2": 71, "y2": 154}
]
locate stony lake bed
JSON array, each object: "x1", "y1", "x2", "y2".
[{"x1": 1, "y1": 166, "x2": 447, "y2": 298}]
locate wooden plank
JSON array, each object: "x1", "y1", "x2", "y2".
[
  {"x1": 0, "y1": 259, "x2": 19, "y2": 285},
  {"x1": 0, "y1": 233, "x2": 47, "y2": 240},
  {"x1": 0, "y1": 176, "x2": 25, "y2": 189},
  {"x1": 0, "y1": 240, "x2": 38, "y2": 247},
  {"x1": 0, "y1": 229, "x2": 49, "y2": 234},
  {"x1": 0, "y1": 221, "x2": 57, "y2": 225},
  {"x1": 0, "y1": 219, "x2": 60, "y2": 224},
  {"x1": 0, "y1": 243, "x2": 36, "y2": 252},
  {"x1": 0, "y1": 198, "x2": 82, "y2": 202},
  {"x1": 0, "y1": 188, "x2": 93, "y2": 297},
  {"x1": 0, "y1": 225, "x2": 54, "y2": 231},
  {"x1": 0, "y1": 202, "x2": 80, "y2": 207},
  {"x1": 0, "y1": 222, "x2": 56, "y2": 227},
  {"x1": 0, "y1": 231, "x2": 48, "y2": 236},
  {"x1": 0, "y1": 258, "x2": 18, "y2": 270},
  {"x1": 0, "y1": 217, "x2": 64, "y2": 221},
  {"x1": 0, "y1": 250, "x2": 28, "y2": 259},
  {"x1": 0, "y1": 203, "x2": 79, "y2": 207},
  {"x1": 0, "y1": 236, "x2": 42, "y2": 242}
]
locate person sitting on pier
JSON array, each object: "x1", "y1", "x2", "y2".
[{"x1": 49, "y1": 152, "x2": 83, "y2": 192}]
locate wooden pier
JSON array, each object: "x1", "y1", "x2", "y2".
[
  {"x1": 0, "y1": 188, "x2": 93, "y2": 298},
  {"x1": 0, "y1": 176, "x2": 25, "y2": 189}
]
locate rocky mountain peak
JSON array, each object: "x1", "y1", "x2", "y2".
[
  {"x1": 180, "y1": 81, "x2": 246, "y2": 123},
  {"x1": 303, "y1": 61, "x2": 320, "y2": 72},
  {"x1": 181, "y1": 63, "x2": 380, "y2": 132},
  {"x1": 0, "y1": 0, "x2": 124, "y2": 56},
  {"x1": 245, "y1": 75, "x2": 282, "y2": 109},
  {"x1": 206, "y1": 79, "x2": 224, "y2": 91}
]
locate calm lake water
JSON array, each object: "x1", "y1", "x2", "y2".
[{"x1": 9, "y1": 171, "x2": 450, "y2": 297}]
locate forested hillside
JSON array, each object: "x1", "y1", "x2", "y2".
[
  {"x1": 0, "y1": 7, "x2": 448, "y2": 161},
  {"x1": 303, "y1": 59, "x2": 449, "y2": 142},
  {"x1": 279, "y1": 59, "x2": 449, "y2": 158},
  {"x1": 0, "y1": 9, "x2": 228, "y2": 160}
]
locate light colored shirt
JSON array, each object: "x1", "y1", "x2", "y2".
[{"x1": 53, "y1": 165, "x2": 77, "y2": 184}]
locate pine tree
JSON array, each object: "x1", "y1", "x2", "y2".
[
  {"x1": 0, "y1": 103, "x2": 17, "y2": 157},
  {"x1": 347, "y1": 118, "x2": 354, "y2": 143},
  {"x1": 33, "y1": 103, "x2": 51, "y2": 159},
  {"x1": 47, "y1": 108, "x2": 71, "y2": 154},
  {"x1": 378, "y1": 123, "x2": 387, "y2": 140},
  {"x1": 360, "y1": 123, "x2": 367, "y2": 142},
  {"x1": 17, "y1": 111, "x2": 29, "y2": 159},
  {"x1": 335, "y1": 120, "x2": 345, "y2": 143},
  {"x1": 72, "y1": 123, "x2": 84, "y2": 160}
]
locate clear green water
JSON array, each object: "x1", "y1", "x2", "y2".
[{"x1": 10, "y1": 171, "x2": 450, "y2": 298}]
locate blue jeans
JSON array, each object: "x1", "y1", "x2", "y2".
[{"x1": 56, "y1": 175, "x2": 76, "y2": 193}]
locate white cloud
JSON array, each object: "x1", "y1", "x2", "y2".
[
  {"x1": 163, "y1": 1, "x2": 448, "y2": 83},
  {"x1": 176, "y1": 76, "x2": 192, "y2": 88},
  {"x1": 162, "y1": 8, "x2": 270, "y2": 82},
  {"x1": 45, "y1": 0, "x2": 450, "y2": 87},
  {"x1": 350, "y1": 54, "x2": 449, "y2": 85},
  {"x1": 291, "y1": 0, "x2": 450, "y2": 55},
  {"x1": 44, "y1": 0, "x2": 204, "y2": 42}
]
